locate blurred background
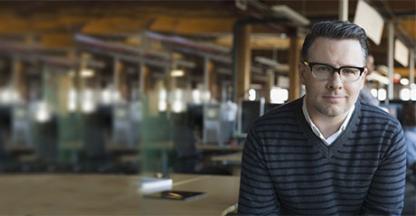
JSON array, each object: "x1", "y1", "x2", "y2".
[
  {"x1": 0, "y1": 0, "x2": 414, "y2": 215},
  {"x1": 0, "y1": 0, "x2": 414, "y2": 174}
]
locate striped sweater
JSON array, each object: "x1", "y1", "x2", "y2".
[{"x1": 238, "y1": 98, "x2": 406, "y2": 215}]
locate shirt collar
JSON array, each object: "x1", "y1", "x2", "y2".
[{"x1": 302, "y1": 97, "x2": 355, "y2": 145}]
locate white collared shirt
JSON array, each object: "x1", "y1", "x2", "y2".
[{"x1": 302, "y1": 97, "x2": 355, "y2": 145}]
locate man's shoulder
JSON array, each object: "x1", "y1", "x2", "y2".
[
  {"x1": 359, "y1": 102, "x2": 401, "y2": 127},
  {"x1": 253, "y1": 98, "x2": 302, "y2": 127},
  {"x1": 263, "y1": 98, "x2": 300, "y2": 116}
]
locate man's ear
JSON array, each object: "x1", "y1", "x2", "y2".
[
  {"x1": 359, "y1": 68, "x2": 368, "y2": 89},
  {"x1": 363, "y1": 67, "x2": 368, "y2": 77}
]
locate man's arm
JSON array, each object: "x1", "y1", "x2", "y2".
[
  {"x1": 238, "y1": 129, "x2": 280, "y2": 215},
  {"x1": 362, "y1": 127, "x2": 407, "y2": 215}
]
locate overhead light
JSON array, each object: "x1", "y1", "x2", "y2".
[
  {"x1": 34, "y1": 101, "x2": 51, "y2": 123},
  {"x1": 81, "y1": 69, "x2": 95, "y2": 77},
  {"x1": 171, "y1": 69, "x2": 184, "y2": 77},
  {"x1": 400, "y1": 78, "x2": 409, "y2": 86},
  {"x1": 272, "y1": 5, "x2": 310, "y2": 26},
  {"x1": 67, "y1": 88, "x2": 77, "y2": 112},
  {"x1": 0, "y1": 88, "x2": 19, "y2": 104},
  {"x1": 192, "y1": 89, "x2": 202, "y2": 105},
  {"x1": 158, "y1": 89, "x2": 167, "y2": 112},
  {"x1": 370, "y1": 88, "x2": 378, "y2": 98},
  {"x1": 171, "y1": 89, "x2": 186, "y2": 113},
  {"x1": 377, "y1": 88, "x2": 387, "y2": 101},
  {"x1": 100, "y1": 87, "x2": 113, "y2": 105},
  {"x1": 270, "y1": 87, "x2": 288, "y2": 104},
  {"x1": 81, "y1": 89, "x2": 96, "y2": 113},
  {"x1": 248, "y1": 89, "x2": 256, "y2": 101},
  {"x1": 400, "y1": 88, "x2": 411, "y2": 101}
]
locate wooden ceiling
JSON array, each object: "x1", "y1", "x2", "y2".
[{"x1": 0, "y1": 0, "x2": 415, "y2": 76}]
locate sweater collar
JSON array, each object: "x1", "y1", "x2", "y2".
[
  {"x1": 295, "y1": 97, "x2": 361, "y2": 158},
  {"x1": 301, "y1": 97, "x2": 355, "y2": 145}
]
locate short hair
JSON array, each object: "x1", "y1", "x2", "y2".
[{"x1": 301, "y1": 20, "x2": 369, "y2": 63}]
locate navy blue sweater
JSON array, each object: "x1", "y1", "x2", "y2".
[{"x1": 238, "y1": 98, "x2": 406, "y2": 215}]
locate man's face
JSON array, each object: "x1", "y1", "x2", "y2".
[{"x1": 300, "y1": 37, "x2": 367, "y2": 119}]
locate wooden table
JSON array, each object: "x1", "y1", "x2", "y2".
[
  {"x1": 210, "y1": 152, "x2": 243, "y2": 165},
  {"x1": 196, "y1": 143, "x2": 243, "y2": 152},
  {"x1": 0, "y1": 174, "x2": 240, "y2": 215}
]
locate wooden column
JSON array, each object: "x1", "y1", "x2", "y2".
[
  {"x1": 234, "y1": 25, "x2": 252, "y2": 102},
  {"x1": 387, "y1": 21, "x2": 394, "y2": 103},
  {"x1": 289, "y1": 30, "x2": 301, "y2": 101},
  {"x1": 11, "y1": 56, "x2": 26, "y2": 102},
  {"x1": 140, "y1": 64, "x2": 150, "y2": 95},
  {"x1": 410, "y1": 49, "x2": 415, "y2": 86},
  {"x1": 265, "y1": 69, "x2": 274, "y2": 102},
  {"x1": 113, "y1": 58, "x2": 126, "y2": 102},
  {"x1": 168, "y1": 59, "x2": 176, "y2": 93},
  {"x1": 204, "y1": 58, "x2": 217, "y2": 101}
]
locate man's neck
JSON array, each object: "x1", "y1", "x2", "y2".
[{"x1": 307, "y1": 104, "x2": 349, "y2": 138}]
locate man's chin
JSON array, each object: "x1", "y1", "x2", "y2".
[{"x1": 318, "y1": 106, "x2": 345, "y2": 117}]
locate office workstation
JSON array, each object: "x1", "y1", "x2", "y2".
[
  {"x1": 0, "y1": 1, "x2": 415, "y2": 215},
  {"x1": 0, "y1": 174, "x2": 239, "y2": 215}
]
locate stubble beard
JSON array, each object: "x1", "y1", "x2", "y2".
[{"x1": 315, "y1": 103, "x2": 346, "y2": 117}]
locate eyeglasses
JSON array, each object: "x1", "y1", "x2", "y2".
[{"x1": 303, "y1": 61, "x2": 365, "y2": 82}]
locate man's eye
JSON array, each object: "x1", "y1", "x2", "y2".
[
  {"x1": 315, "y1": 65, "x2": 331, "y2": 72},
  {"x1": 343, "y1": 68, "x2": 358, "y2": 74}
]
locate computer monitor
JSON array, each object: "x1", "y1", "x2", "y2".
[
  {"x1": 240, "y1": 101, "x2": 261, "y2": 134},
  {"x1": 203, "y1": 104, "x2": 221, "y2": 144},
  {"x1": 187, "y1": 104, "x2": 203, "y2": 140}
]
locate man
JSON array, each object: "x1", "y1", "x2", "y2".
[
  {"x1": 238, "y1": 20, "x2": 406, "y2": 215},
  {"x1": 400, "y1": 102, "x2": 416, "y2": 169},
  {"x1": 359, "y1": 54, "x2": 380, "y2": 106}
]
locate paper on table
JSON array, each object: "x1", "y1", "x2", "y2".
[{"x1": 138, "y1": 176, "x2": 172, "y2": 194}]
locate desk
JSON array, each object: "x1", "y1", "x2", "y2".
[
  {"x1": 139, "y1": 174, "x2": 240, "y2": 215},
  {"x1": 0, "y1": 174, "x2": 240, "y2": 215},
  {"x1": 210, "y1": 152, "x2": 242, "y2": 176},
  {"x1": 196, "y1": 143, "x2": 243, "y2": 152},
  {"x1": 210, "y1": 152, "x2": 242, "y2": 165}
]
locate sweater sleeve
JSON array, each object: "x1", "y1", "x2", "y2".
[
  {"x1": 362, "y1": 126, "x2": 407, "y2": 216},
  {"x1": 238, "y1": 129, "x2": 280, "y2": 215}
]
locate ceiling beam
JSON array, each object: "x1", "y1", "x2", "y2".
[
  {"x1": 149, "y1": 16, "x2": 236, "y2": 35},
  {"x1": 395, "y1": 67, "x2": 416, "y2": 78}
]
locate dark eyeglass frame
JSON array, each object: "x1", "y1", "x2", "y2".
[{"x1": 303, "y1": 61, "x2": 366, "y2": 82}]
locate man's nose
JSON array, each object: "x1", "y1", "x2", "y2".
[{"x1": 326, "y1": 72, "x2": 343, "y2": 90}]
